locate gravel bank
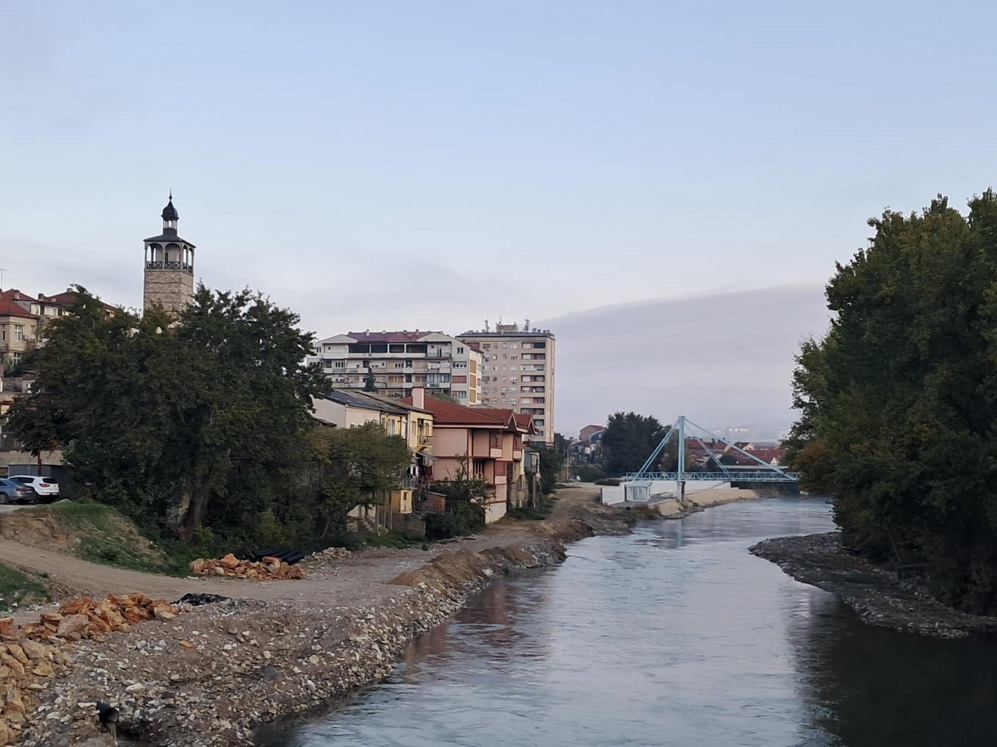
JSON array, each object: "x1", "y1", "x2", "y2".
[
  {"x1": 13, "y1": 518, "x2": 597, "y2": 746},
  {"x1": 750, "y1": 532, "x2": 997, "y2": 639}
]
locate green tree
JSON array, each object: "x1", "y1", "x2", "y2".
[
  {"x1": 7, "y1": 285, "x2": 330, "y2": 543},
  {"x1": 363, "y1": 367, "x2": 378, "y2": 392},
  {"x1": 788, "y1": 190, "x2": 997, "y2": 610},
  {"x1": 309, "y1": 421, "x2": 412, "y2": 536},
  {"x1": 426, "y1": 460, "x2": 489, "y2": 539},
  {"x1": 600, "y1": 412, "x2": 666, "y2": 476},
  {"x1": 534, "y1": 446, "x2": 562, "y2": 494}
]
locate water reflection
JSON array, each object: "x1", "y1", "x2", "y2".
[
  {"x1": 266, "y1": 498, "x2": 997, "y2": 747},
  {"x1": 793, "y1": 604, "x2": 997, "y2": 746}
]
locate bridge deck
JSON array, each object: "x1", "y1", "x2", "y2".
[{"x1": 622, "y1": 471, "x2": 800, "y2": 483}]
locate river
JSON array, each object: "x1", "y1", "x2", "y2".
[{"x1": 261, "y1": 498, "x2": 997, "y2": 747}]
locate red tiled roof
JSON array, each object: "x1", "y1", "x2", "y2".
[
  {"x1": 401, "y1": 397, "x2": 512, "y2": 427},
  {"x1": 0, "y1": 289, "x2": 39, "y2": 303},
  {"x1": 0, "y1": 299, "x2": 37, "y2": 319},
  {"x1": 39, "y1": 292, "x2": 79, "y2": 304},
  {"x1": 347, "y1": 331, "x2": 441, "y2": 344},
  {"x1": 513, "y1": 413, "x2": 537, "y2": 434}
]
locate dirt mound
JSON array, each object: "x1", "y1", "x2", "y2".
[
  {"x1": 0, "y1": 503, "x2": 166, "y2": 568},
  {"x1": 0, "y1": 508, "x2": 82, "y2": 554}
]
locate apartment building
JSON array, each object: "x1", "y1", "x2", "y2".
[
  {"x1": 0, "y1": 289, "x2": 86, "y2": 368},
  {"x1": 309, "y1": 331, "x2": 483, "y2": 403},
  {"x1": 458, "y1": 322, "x2": 555, "y2": 446}
]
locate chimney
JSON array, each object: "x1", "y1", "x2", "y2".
[{"x1": 413, "y1": 387, "x2": 425, "y2": 409}]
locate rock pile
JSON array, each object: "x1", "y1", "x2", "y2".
[
  {"x1": 190, "y1": 553, "x2": 306, "y2": 580},
  {"x1": 308, "y1": 546, "x2": 352, "y2": 562},
  {"x1": 0, "y1": 594, "x2": 179, "y2": 746},
  {"x1": 18, "y1": 594, "x2": 178, "y2": 643}
]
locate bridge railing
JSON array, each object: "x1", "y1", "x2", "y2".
[{"x1": 622, "y1": 471, "x2": 800, "y2": 483}]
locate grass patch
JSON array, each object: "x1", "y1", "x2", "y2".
[
  {"x1": 42, "y1": 501, "x2": 192, "y2": 575},
  {"x1": 361, "y1": 530, "x2": 425, "y2": 550},
  {"x1": 506, "y1": 497, "x2": 554, "y2": 521},
  {"x1": 0, "y1": 563, "x2": 50, "y2": 613}
]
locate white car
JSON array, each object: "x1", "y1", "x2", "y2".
[{"x1": 10, "y1": 475, "x2": 60, "y2": 501}]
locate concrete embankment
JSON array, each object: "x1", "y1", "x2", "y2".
[{"x1": 14, "y1": 519, "x2": 597, "y2": 746}]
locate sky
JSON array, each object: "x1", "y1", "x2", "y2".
[{"x1": 3, "y1": 1, "x2": 996, "y2": 435}]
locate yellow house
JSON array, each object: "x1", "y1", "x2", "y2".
[{"x1": 310, "y1": 389, "x2": 434, "y2": 519}]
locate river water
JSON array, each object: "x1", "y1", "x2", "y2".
[{"x1": 263, "y1": 498, "x2": 997, "y2": 747}]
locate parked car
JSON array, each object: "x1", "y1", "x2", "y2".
[
  {"x1": 0, "y1": 478, "x2": 38, "y2": 504},
  {"x1": 10, "y1": 475, "x2": 60, "y2": 501}
]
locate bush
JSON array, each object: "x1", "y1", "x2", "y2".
[
  {"x1": 424, "y1": 500, "x2": 486, "y2": 540},
  {"x1": 575, "y1": 465, "x2": 606, "y2": 482}
]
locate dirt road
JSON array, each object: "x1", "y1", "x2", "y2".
[{"x1": 0, "y1": 485, "x2": 606, "y2": 622}]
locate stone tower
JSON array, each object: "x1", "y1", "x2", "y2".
[{"x1": 143, "y1": 194, "x2": 195, "y2": 313}]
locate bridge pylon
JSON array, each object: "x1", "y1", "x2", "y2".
[{"x1": 623, "y1": 415, "x2": 799, "y2": 488}]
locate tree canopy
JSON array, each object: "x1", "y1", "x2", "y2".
[
  {"x1": 308, "y1": 421, "x2": 411, "y2": 537},
  {"x1": 7, "y1": 286, "x2": 330, "y2": 543},
  {"x1": 600, "y1": 412, "x2": 666, "y2": 476},
  {"x1": 786, "y1": 190, "x2": 997, "y2": 611}
]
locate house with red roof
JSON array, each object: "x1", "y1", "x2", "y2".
[{"x1": 401, "y1": 389, "x2": 535, "y2": 522}]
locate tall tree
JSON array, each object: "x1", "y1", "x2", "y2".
[
  {"x1": 600, "y1": 412, "x2": 666, "y2": 476},
  {"x1": 7, "y1": 285, "x2": 330, "y2": 542},
  {"x1": 788, "y1": 190, "x2": 997, "y2": 611}
]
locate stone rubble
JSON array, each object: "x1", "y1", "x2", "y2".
[
  {"x1": 0, "y1": 594, "x2": 180, "y2": 746},
  {"x1": 190, "y1": 554, "x2": 306, "y2": 581}
]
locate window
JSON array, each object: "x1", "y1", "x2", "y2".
[
  {"x1": 453, "y1": 375, "x2": 467, "y2": 384},
  {"x1": 389, "y1": 344, "x2": 405, "y2": 353},
  {"x1": 456, "y1": 346, "x2": 464, "y2": 354},
  {"x1": 502, "y1": 343, "x2": 508, "y2": 349},
  {"x1": 14, "y1": 325, "x2": 23, "y2": 343},
  {"x1": 394, "y1": 362, "x2": 405, "y2": 368},
  {"x1": 483, "y1": 343, "x2": 491, "y2": 350},
  {"x1": 334, "y1": 361, "x2": 346, "y2": 369}
]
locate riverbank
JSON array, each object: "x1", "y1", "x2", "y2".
[
  {"x1": 750, "y1": 532, "x2": 997, "y2": 639},
  {"x1": 12, "y1": 487, "x2": 623, "y2": 746},
  {"x1": 654, "y1": 486, "x2": 765, "y2": 519}
]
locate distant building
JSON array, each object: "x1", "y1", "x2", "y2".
[
  {"x1": 308, "y1": 331, "x2": 483, "y2": 403},
  {"x1": 144, "y1": 194, "x2": 195, "y2": 314},
  {"x1": 458, "y1": 321, "x2": 555, "y2": 446}
]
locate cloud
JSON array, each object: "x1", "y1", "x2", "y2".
[{"x1": 538, "y1": 283, "x2": 830, "y2": 439}]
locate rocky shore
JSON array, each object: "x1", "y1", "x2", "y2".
[
  {"x1": 13, "y1": 511, "x2": 601, "y2": 746},
  {"x1": 750, "y1": 532, "x2": 997, "y2": 639}
]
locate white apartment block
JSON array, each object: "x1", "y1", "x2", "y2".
[
  {"x1": 308, "y1": 331, "x2": 482, "y2": 403},
  {"x1": 458, "y1": 322, "x2": 555, "y2": 446}
]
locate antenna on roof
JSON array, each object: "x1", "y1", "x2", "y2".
[
  {"x1": 484, "y1": 318, "x2": 490, "y2": 333},
  {"x1": 524, "y1": 318, "x2": 530, "y2": 331}
]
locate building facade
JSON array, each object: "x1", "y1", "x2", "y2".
[
  {"x1": 309, "y1": 331, "x2": 483, "y2": 403},
  {"x1": 458, "y1": 322, "x2": 555, "y2": 445},
  {"x1": 0, "y1": 289, "x2": 94, "y2": 368},
  {"x1": 144, "y1": 195, "x2": 195, "y2": 314},
  {"x1": 401, "y1": 389, "x2": 534, "y2": 523}
]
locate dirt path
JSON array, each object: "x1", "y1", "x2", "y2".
[{"x1": 0, "y1": 485, "x2": 606, "y2": 623}]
